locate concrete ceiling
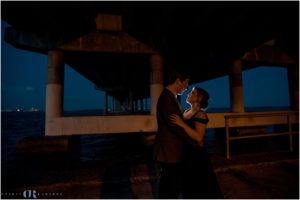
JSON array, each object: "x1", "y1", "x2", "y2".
[{"x1": 2, "y1": 1, "x2": 299, "y2": 100}]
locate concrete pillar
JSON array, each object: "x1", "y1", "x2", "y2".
[
  {"x1": 145, "y1": 98, "x2": 148, "y2": 111},
  {"x1": 121, "y1": 99, "x2": 128, "y2": 112},
  {"x1": 287, "y1": 65, "x2": 299, "y2": 111},
  {"x1": 229, "y1": 59, "x2": 245, "y2": 112},
  {"x1": 116, "y1": 100, "x2": 120, "y2": 112},
  {"x1": 112, "y1": 97, "x2": 115, "y2": 112},
  {"x1": 140, "y1": 98, "x2": 144, "y2": 111},
  {"x1": 104, "y1": 92, "x2": 108, "y2": 115},
  {"x1": 150, "y1": 54, "x2": 164, "y2": 115},
  {"x1": 129, "y1": 91, "x2": 133, "y2": 112},
  {"x1": 46, "y1": 50, "x2": 64, "y2": 124},
  {"x1": 134, "y1": 100, "x2": 138, "y2": 111}
]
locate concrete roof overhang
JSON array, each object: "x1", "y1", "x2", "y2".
[{"x1": 2, "y1": 1, "x2": 299, "y2": 100}]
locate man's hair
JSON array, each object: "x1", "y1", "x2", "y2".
[{"x1": 168, "y1": 70, "x2": 190, "y2": 85}]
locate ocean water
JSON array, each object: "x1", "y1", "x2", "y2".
[
  {"x1": 1, "y1": 107, "x2": 291, "y2": 178},
  {"x1": 2, "y1": 112, "x2": 45, "y2": 177}
]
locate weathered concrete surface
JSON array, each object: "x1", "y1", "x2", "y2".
[
  {"x1": 3, "y1": 3, "x2": 298, "y2": 105},
  {"x1": 45, "y1": 111, "x2": 298, "y2": 135},
  {"x1": 2, "y1": 149, "x2": 298, "y2": 199},
  {"x1": 94, "y1": 14, "x2": 122, "y2": 31},
  {"x1": 17, "y1": 136, "x2": 68, "y2": 153},
  {"x1": 46, "y1": 115, "x2": 157, "y2": 136},
  {"x1": 45, "y1": 50, "x2": 64, "y2": 122},
  {"x1": 216, "y1": 159, "x2": 299, "y2": 199},
  {"x1": 5, "y1": 26, "x2": 156, "y2": 54},
  {"x1": 241, "y1": 39, "x2": 296, "y2": 64},
  {"x1": 229, "y1": 59, "x2": 245, "y2": 113},
  {"x1": 212, "y1": 151, "x2": 299, "y2": 199},
  {"x1": 287, "y1": 64, "x2": 299, "y2": 111},
  {"x1": 150, "y1": 54, "x2": 164, "y2": 115}
]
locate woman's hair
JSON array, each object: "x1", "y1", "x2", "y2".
[{"x1": 194, "y1": 87, "x2": 210, "y2": 109}]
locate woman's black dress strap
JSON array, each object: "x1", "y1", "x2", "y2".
[{"x1": 192, "y1": 117, "x2": 209, "y2": 124}]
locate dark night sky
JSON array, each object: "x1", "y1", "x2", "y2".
[{"x1": 1, "y1": 20, "x2": 290, "y2": 111}]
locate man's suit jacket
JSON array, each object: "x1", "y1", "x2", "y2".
[{"x1": 153, "y1": 88, "x2": 196, "y2": 163}]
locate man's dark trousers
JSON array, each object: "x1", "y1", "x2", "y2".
[{"x1": 159, "y1": 162, "x2": 183, "y2": 199}]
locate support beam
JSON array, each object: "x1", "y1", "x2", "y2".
[
  {"x1": 94, "y1": 14, "x2": 122, "y2": 32},
  {"x1": 145, "y1": 98, "x2": 148, "y2": 111},
  {"x1": 104, "y1": 92, "x2": 108, "y2": 115},
  {"x1": 115, "y1": 100, "x2": 121, "y2": 112},
  {"x1": 5, "y1": 27, "x2": 156, "y2": 54},
  {"x1": 229, "y1": 59, "x2": 245, "y2": 112},
  {"x1": 241, "y1": 40, "x2": 296, "y2": 64},
  {"x1": 112, "y1": 97, "x2": 115, "y2": 112},
  {"x1": 150, "y1": 54, "x2": 164, "y2": 115},
  {"x1": 129, "y1": 91, "x2": 133, "y2": 112},
  {"x1": 287, "y1": 64, "x2": 299, "y2": 111},
  {"x1": 45, "y1": 50, "x2": 64, "y2": 135},
  {"x1": 45, "y1": 111, "x2": 298, "y2": 135},
  {"x1": 134, "y1": 100, "x2": 138, "y2": 111},
  {"x1": 140, "y1": 98, "x2": 144, "y2": 111}
]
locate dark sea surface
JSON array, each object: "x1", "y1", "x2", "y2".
[{"x1": 1, "y1": 107, "x2": 291, "y2": 178}]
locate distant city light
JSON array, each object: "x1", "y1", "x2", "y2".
[{"x1": 1, "y1": 107, "x2": 41, "y2": 112}]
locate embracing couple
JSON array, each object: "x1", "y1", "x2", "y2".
[{"x1": 153, "y1": 71, "x2": 223, "y2": 199}]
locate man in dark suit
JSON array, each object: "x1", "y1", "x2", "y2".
[{"x1": 153, "y1": 71, "x2": 197, "y2": 198}]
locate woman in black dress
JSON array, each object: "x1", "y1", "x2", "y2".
[{"x1": 170, "y1": 87, "x2": 223, "y2": 199}]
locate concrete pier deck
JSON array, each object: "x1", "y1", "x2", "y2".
[{"x1": 2, "y1": 145, "x2": 299, "y2": 199}]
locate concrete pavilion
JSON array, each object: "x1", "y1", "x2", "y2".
[{"x1": 2, "y1": 2, "x2": 299, "y2": 156}]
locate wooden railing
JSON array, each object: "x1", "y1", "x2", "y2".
[{"x1": 224, "y1": 112, "x2": 299, "y2": 159}]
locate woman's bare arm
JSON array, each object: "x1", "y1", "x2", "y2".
[
  {"x1": 183, "y1": 105, "x2": 201, "y2": 120},
  {"x1": 170, "y1": 112, "x2": 207, "y2": 145}
]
